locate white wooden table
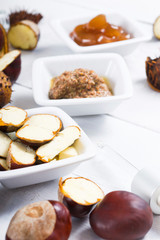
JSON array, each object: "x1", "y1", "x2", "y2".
[{"x1": 1, "y1": 0, "x2": 160, "y2": 239}]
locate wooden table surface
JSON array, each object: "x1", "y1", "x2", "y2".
[{"x1": 1, "y1": 0, "x2": 160, "y2": 239}]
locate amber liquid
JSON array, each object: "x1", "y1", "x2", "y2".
[{"x1": 70, "y1": 14, "x2": 132, "y2": 47}]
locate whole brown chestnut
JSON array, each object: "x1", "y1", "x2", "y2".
[
  {"x1": 58, "y1": 177, "x2": 104, "y2": 218},
  {"x1": 6, "y1": 200, "x2": 72, "y2": 240},
  {"x1": 89, "y1": 191, "x2": 153, "y2": 240}
]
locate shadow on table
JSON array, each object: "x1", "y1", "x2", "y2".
[
  {"x1": 0, "y1": 179, "x2": 58, "y2": 215},
  {"x1": 71, "y1": 217, "x2": 102, "y2": 240},
  {"x1": 151, "y1": 215, "x2": 160, "y2": 235}
]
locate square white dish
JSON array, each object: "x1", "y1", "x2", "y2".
[
  {"x1": 50, "y1": 12, "x2": 151, "y2": 54},
  {"x1": 32, "y1": 53, "x2": 132, "y2": 116},
  {"x1": 0, "y1": 107, "x2": 95, "y2": 188}
]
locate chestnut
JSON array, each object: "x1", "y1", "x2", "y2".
[
  {"x1": 0, "y1": 50, "x2": 21, "y2": 84},
  {"x1": 89, "y1": 191, "x2": 153, "y2": 240},
  {"x1": 58, "y1": 177, "x2": 104, "y2": 218},
  {"x1": 6, "y1": 200, "x2": 72, "y2": 240},
  {"x1": 0, "y1": 25, "x2": 4, "y2": 51}
]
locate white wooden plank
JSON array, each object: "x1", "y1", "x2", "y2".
[
  {"x1": 11, "y1": 84, "x2": 38, "y2": 109},
  {"x1": 74, "y1": 114, "x2": 160, "y2": 170},
  {"x1": 111, "y1": 39, "x2": 160, "y2": 133},
  {"x1": 60, "y1": 0, "x2": 160, "y2": 23}
]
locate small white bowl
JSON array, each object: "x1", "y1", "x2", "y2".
[
  {"x1": 50, "y1": 12, "x2": 151, "y2": 54},
  {"x1": 0, "y1": 107, "x2": 95, "y2": 188},
  {"x1": 32, "y1": 53, "x2": 132, "y2": 116}
]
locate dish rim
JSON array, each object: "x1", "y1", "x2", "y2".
[
  {"x1": 32, "y1": 52, "x2": 133, "y2": 106},
  {"x1": 50, "y1": 11, "x2": 152, "y2": 52}
]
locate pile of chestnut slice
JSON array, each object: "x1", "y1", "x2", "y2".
[
  {"x1": 0, "y1": 106, "x2": 81, "y2": 170},
  {"x1": 6, "y1": 177, "x2": 153, "y2": 240}
]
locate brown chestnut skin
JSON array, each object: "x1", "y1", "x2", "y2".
[
  {"x1": 47, "y1": 200, "x2": 72, "y2": 240},
  {"x1": 89, "y1": 191, "x2": 153, "y2": 240},
  {"x1": 0, "y1": 26, "x2": 4, "y2": 51},
  {"x1": 3, "y1": 54, "x2": 21, "y2": 84},
  {"x1": 62, "y1": 196, "x2": 94, "y2": 218}
]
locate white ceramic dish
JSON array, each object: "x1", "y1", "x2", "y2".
[
  {"x1": 0, "y1": 107, "x2": 95, "y2": 188},
  {"x1": 50, "y1": 12, "x2": 151, "y2": 54},
  {"x1": 33, "y1": 53, "x2": 132, "y2": 116}
]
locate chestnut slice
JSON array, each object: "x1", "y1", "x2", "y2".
[
  {"x1": 58, "y1": 146, "x2": 78, "y2": 160},
  {"x1": 0, "y1": 50, "x2": 21, "y2": 84},
  {"x1": 153, "y1": 16, "x2": 160, "y2": 39},
  {"x1": 89, "y1": 191, "x2": 153, "y2": 240},
  {"x1": 7, "y1": 141, "x2": 36, "y2": 169},
  {"x1": 0, "y1": 106, "x2": 27, "y2": 132},
  {"x1": 0, "y1": 130, "x2": 11, "y2": 158},
  {"x1": 6, "y1": 200, "x2": 71, "y2": 240},
  {"x1": 36, "y1": 126, "x2": 81, "y2": 163},
  {"x1": 0, "y1": 158, "x2": 8, "y2": 170},
  {"x1": 58, "y1": 177, "x2": 104, "y2": 218},
  {"x1": 23, "y1": 114, "x2": 62, "y2": 133},
  {"x1": 16, "y1": 125, "x2": 55, "y2": 146}
]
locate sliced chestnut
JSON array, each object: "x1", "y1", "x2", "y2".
[
  {"x1": 6, "y1": 200, "x2": 71, "y2": 240},
  {"x1": 58, "y1": 177, "x2": 104, "y2": 218},
  {"x1": 36, "y1": 126, "x2": 81, "y2": 163},
  {"x1": 89, "y1": 191, "x2": 153, "y2": 240},
  {"x1": 0, "y1": 106, "x2": 27, "y2": 132},
  {"x1": 0, "y1": 158, "x2": 8, "y2": 170},
  {"x1": 6, "y1": 141, "x2": 36, "y2": 169}
]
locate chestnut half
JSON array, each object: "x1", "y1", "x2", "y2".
[
  {"x1": 6, "y1": 200, "x2": 72, "y2": 240},
  {"x1": 58, "y1": 177, "x2": 104, "y2": 218},
  {"x1": 89, "y1": 191, "x2": 153, "y2": 240}
]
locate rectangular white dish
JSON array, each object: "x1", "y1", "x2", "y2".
[
  {"x1": 0, "y1": 107, "x2": 95, "y2": 188},
  {"x1": 50, "y1": 12, "x2": 151, "y2": 54},
  {"x1": 32, "y1": 53, "x2": 132, "y2": 116}
]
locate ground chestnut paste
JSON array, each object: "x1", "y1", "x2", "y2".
[{"x1": 49, "y1": 68, "x2": 112, "y2": 99}]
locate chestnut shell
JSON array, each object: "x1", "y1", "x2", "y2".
[
  {"x1": 62, "y1": 196, "x2": 94, "y2": 218},
  {"x1": 89, "y1": 191, "x2": 153, "y2": 240},
  {"x1": 46, "y1": 200, "x2": 72, "y2": 240},
  {"x1": 146, "y1": 56, "x2": 160, "y2": 91},
  {"x1": 0, "y1": 26, "x2": 4, "y2": 51},
  {"x1": 3, "y1": 54, "x2": 21, "y2": 84}
]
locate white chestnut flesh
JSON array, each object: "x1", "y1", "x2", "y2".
[
  {"x1": 59, "y1": 177, "x2": 104, "y2": 218},
  {"x1": 89, "y1": 191, "x2": 153, "y2": 240},
  {"x1": 0, "y1": 130, "x2": 11, "y2": 157},
  {"x1": 0, "y1": 106, "x2": 27, "y2": 132},
  {"x1": 6, "y1": 200, "x2": 72, "y2": 240},
  {"x1": 36, "y1": 126, "x2": 81, "y2": 162},
  {"x1": 58, "y1": 146, "x2": 78, "y2": 160},
  {"x1": 7, "y1": 141, "x2": 36, "y2": 169},
  {"x1": 23, "y1": 114, "x2": 62, "y2": 133},
  {"x1": 16, "y1": 125, "x2": 55, "y2": 145},
  {"x1": 153, "y1": 16, "x2": 160, "y2": 39}
]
